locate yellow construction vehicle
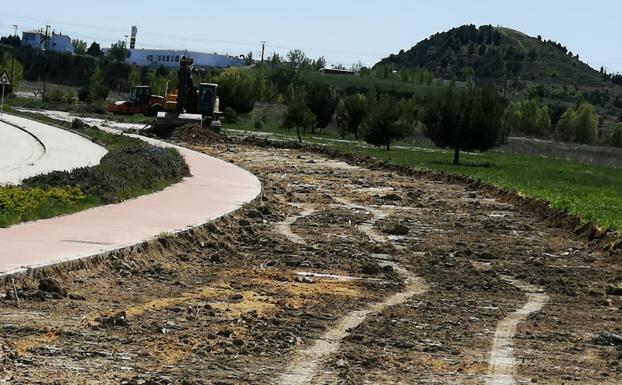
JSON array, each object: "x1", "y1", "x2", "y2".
[{"x1": 152, "y1": 56, "x2": 221, "y2": 136}]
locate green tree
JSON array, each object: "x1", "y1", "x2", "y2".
[
  {"x1": 360, "y1": 93, "x2": 410, "y2": 151},
  {"x1": 287, "y1": 49, "x2": 309, "y2": 73},
  {"x1": 283, "y1": 90, "x2": 316, "y2": 143},
  {"x1": 555, "y1": 103, "x2": 598, "y2": 144},
  {"x1": 214, "y1": 68, "x2": 256, "y2": 113},
  {"x1": 556, "y1": 108, "x2": 577, "y2": 142},
  {"x1": 503, "y1": 99, "x2": 551, "y2": 137},
  {"x1": 72, "y1": 39, "x2": 88, "y2": 55},
  {"x1": 148, "y1": 70, "x2": 167, "y2": 96},
  {"x1": 336, "y1": 94, "x2": 367, "y2": 139},
  {"x1": 0, "y1": 52, "x2": 24, "y2": 92},
  {"x1": 314, "y1": 56, "x2": 327, "y2": 71},
  {"x1": 611, "y1": 124, "x2": 622, "y2": 147},
  {"x1": 305, "y1": 82, "x2": 337, "y2": 130},
  {"x1": 127, "y1": 66, "x2": 141, "y2": 88},
  {"x1": 108, "y1": 41, "x2": 127, "y2": 63},
  {"x1": 574, "y1": 103, "x2": 598, "y2": 144},
  {"x1": 89, "y1": 66, "x2": 109, "y2": 101},
  {"x1": 87, "y1": 42, "x2": 103, "y2": 57},
  {"x1": 422, "y1": 86, "x2": 505, "y2": 165}
]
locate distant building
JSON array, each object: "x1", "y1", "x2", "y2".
[
  {"x1": 126, "y1": 48, "x2": 245, "y2": 69},
  {"x1": 319, "y1": 67, "x2": 355, "y2": 75},
  {"x1": 22, "y1": 30, "x2": 74, "y2": 53}
]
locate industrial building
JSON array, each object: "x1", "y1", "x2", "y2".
[
  {"x1": 123, "y1": 26, "x2": 245, "y2": 68},
  {"x1": 21, "y1": 30, "x2": 74, "y2": 53},
  {"x1": 126, "y1": 48, "x2": 245, "y2": 69}
]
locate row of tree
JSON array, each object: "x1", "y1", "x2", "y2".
[{"x1": 503, "y1": 99, "x2": 601, "y2": 144}]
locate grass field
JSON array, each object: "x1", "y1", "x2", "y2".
[{"x1": 225, "y1": 118, "x2": 622, "y2": 232}]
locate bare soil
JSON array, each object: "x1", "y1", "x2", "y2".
[{"x1": 1, "y1": 139, "x2": 621, "y2": 385}]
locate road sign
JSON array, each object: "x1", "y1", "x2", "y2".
[
  {"x1": 0, "y1": 71, "x2": 9, "y2": 116},
  {"x1": 0, "y1": 71, "x2": 11, "y2": 86}
]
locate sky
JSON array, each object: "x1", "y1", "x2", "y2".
[{"x1": 1, "y1": 0, "x2": 620, "y2": 72}]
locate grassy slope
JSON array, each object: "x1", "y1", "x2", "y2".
[
  {"x1": 299, "y1": 72, "x2": 445, "y2": 96},
  {"x1": 225, "y1": 119, "x2": 622, "y2": 231}
]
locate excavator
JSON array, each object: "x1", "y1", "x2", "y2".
[{"x1": 152, "y1": 56, "x2": 221, "y2": 136}]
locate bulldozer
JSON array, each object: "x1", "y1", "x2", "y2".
[
  {"x1": 107, "y1": 86, "x2": 165, "y2": 116},
  {"x1": 152, "y1": 56, "x2": 221, "y2": 137}
]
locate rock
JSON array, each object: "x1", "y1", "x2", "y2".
[
  {"x1": 98, "y1": 311, "x2": 128, "y2": 327},
  {"x1": 382, "y1": 223, "x2": 409, "y2": 236},
  {"x1": 38, "y1": 278, "x2": 68, "y2": 297},
  {"x1": 606, "y1": 283, "x2": 622, "y2": 296},
  {"x1": 361, "y1": 262, "x2": 381, "y2": 275},
  {"x1": 230, "y1": 293, "x2": 244, "y2": 302},
  {"x1": 595, "y1": 332, "x2": 622, "y2": 346},
  {"x1": 383, "y1": 194, "x2": 402, "y2": 202},
  {"x1": 468, "y1": 192, "x2": 477, "y2": 199},
  {"x1": 246, "y1": 210, "x2": 263, "y2": 219},
  {"x1": 295, "y1": 275, "x2": 314, "y2": 284},
  {"x1": 239, "y1": 219, "x2": 251, "y2": 227},
  {"x1": 283, "y1": 255, "x2": 303, "y2": 267},
  {"x1": 477, "y1": 252, "x2": 498, "y2": 260}
]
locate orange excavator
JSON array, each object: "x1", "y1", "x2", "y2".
[{"x1": 107, "y1": 86, "x2": 165, "y2": 116}]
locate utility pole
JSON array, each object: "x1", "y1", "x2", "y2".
[
  {"x1": 260, "y1": 41, "x2": 266, "y2": 63},
  {"x1": 42, "y1": 25, "x2": 50, "y2": 101},
  {"x1": 11, "y1": 25, "x2": 17, "y2": 88}
]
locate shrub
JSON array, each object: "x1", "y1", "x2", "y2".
[
  {"x1": 22, "y1": 142, "x2": 190, "y2": 204},
  {"x1": 611, "y1": 124, "x2": 622, "y2": 147},
  {"x1": 555, "y1": 103, "x2": 598, "y2": 144},
  {"x1": 223, "y1": 107, "x2": 238, "y2": 124},
  {"x1": 215, "y1": 68, "x2": 256, "y2": 113}
]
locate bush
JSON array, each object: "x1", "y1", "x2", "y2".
[
  {"x1": 305, "y1": 82, "x2": 337, "y2": 130},
  {"x1": 22, "y1": 142, "x2": 190, "y2": 203},
  {"x1": 503, "y1": 99, "x2": 551, "y2": 137},
  {"x1": 77, "y1": 87, "x2": 90, "y2": 102},
  {"x1": 223, "y1": 107, "x2": 238, "y2": 124},
  {"x1": 555, "y1": 103, "x2": 598, "y2": 144},
  {"x1": 361, "y1": 93, "x2": 410, "y2": 151},
  {"x1": 215, "y1": 68, "x2": 256, "y2": 113},
  {"x1": 47, "y1": 88, "x2": 65, "y2": 103},
  {"x1": 611, "y1": 124, "x2": 622, "y2": 147}
]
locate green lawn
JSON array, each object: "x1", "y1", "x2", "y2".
[{"x1": 225, "y1": 120, "x2": 622, "y2": 232}]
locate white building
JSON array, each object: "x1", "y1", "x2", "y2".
[
  {"x1": 22, "y1": 30, "x2": 74, "y2": 53},
  {"x1": 126, "y1": 48, "x2": 246, "y2": 69}
]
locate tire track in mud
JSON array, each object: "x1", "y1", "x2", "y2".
[
  {"x1": 274, "y1": 204, "x2": 317, "y2": 245},
  {"x1": 486, "y1": 276, "x2": 548, "y2": 385},
  {"x1": 276, "y1": 199, "x2": 428, "y2": 385}
]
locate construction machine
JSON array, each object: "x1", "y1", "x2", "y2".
[
  {"x1": 152, "y1": 56, "x2": 221, "y2": 136},
  {"x1": 107, "y1": 86, "x2": 165, "y2": 116}
]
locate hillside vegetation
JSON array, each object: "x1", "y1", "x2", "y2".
[{"x1": 378, "y1": 24, "x2": 622, "y2": 134}]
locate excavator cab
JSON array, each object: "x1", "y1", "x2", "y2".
[{"x1": 198, "y1": 83, "x2": 219, "y2": 115}]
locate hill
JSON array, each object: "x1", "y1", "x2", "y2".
[
  {"x1": 377, "y1": 24, "x2": 622, "y2": 127},
  {"x1": 378, "y1": 25, "x2": 611, "y2": 87}
]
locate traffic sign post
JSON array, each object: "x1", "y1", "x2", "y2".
[{"x1": 0, "y1": 71, "x2": 11, "y2": 116}]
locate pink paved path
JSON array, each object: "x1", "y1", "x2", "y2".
[{"x1": 0, "y1": 127, "x2": 261, "y2": 276}]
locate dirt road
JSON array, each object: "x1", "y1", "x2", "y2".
[{"x1": 1, "y1": 137, "x2": 620, "y2": 384}]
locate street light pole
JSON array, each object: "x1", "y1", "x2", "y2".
[{"x1": 11, "y1": 25, "x2": 17, "y2": 91}]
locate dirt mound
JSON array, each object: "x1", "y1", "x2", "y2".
[{"x1": 171, "y1": 124, "x2": 225, "y2": 144}]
